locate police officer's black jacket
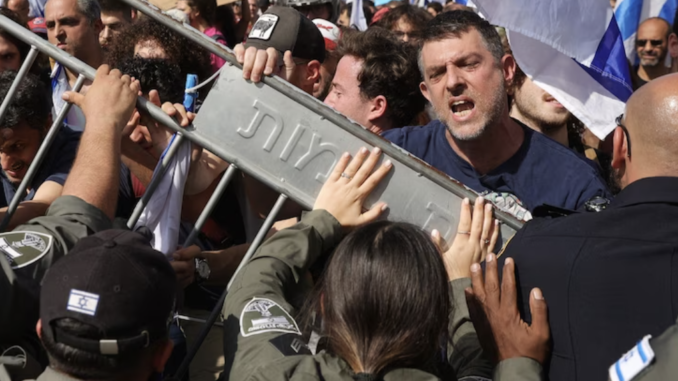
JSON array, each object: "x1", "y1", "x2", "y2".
[{"x1": 498, "y1": 176, "x2": 678, "y2": 381}]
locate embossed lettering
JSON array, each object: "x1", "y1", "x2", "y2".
[
  {"x1": 422, "y1": 201, "x2": 455, "y2": 238},
  {"x1": 294, "y1": 133, "x2": 341, "y2": 183},
  {"x1": 237, "y1": 100, "x2": 283, "y2": 152},
  {"x1": 280, "y1": 122, "x2": 308, "y2": 162}
]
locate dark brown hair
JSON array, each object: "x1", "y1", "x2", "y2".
[
  {"x1": 106, "y1": 18, "x2": 212, "y2": 85},
  {"x1": 186, "y1": 0, "x2": 217, "y2": 25},
  {"x1": 303, "y1": 221, "x2": 450, "y2": 376},
  {"x1": 336, "y1": 27, "x2": 426, "y2": 128},
  {"x1": 373, "y1": 4, "x2": 432, "y2": 38}
]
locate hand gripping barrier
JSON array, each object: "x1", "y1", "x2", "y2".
[{"x1": 0, "y1": 4, "x2": 525, "y2": 379}]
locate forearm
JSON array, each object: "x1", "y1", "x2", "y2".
[
  {"x1": 0, "y1": 201, "x2": 50, "y2": 231},
  {"x1": 121, "y1": 151, "x2": 157, "y2": 188},
  {"x1": 62, "y1": 125, "x2": 120, "y2": 220},
  {"x1": 201, "y1": 243, "x2": 250, "y2": 286},
  {"x1": 184, "y1": 150, "x2": 228, "y2": 196},
  {"x1": 447, "y1": 278, "x2": 493, "y2": 378},
  {"x1": 493, "y1": 358, "x2": 544, "y2": 381}
]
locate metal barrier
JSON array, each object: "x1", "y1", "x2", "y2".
[{"x1": 0, "y1": 3, "x2": 525, "y2": 379}]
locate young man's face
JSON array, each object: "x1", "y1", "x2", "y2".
[
  {"x1": 0, "y1": 123, "x2": 43, "y2": 185},
  {"x1": 324, "y1": 55, "x2": 371, "y2": 127},
  {"x1": 100, "y1": 11, "x2": 131, "y2": 51},
  {"x1": 511, "y1": 75, "x2": 570, "y2": 132},
  {"x1": 419, "y1": 29, "x2": 510, "y2": 141},
  {"x1": 0, "y1": 36, "x2": 21, "y2": 73},
  {"x1": 45, "y1": 0, "x2": 102, "y2": 59}
]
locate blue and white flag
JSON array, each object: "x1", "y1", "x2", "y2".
[
  {"x1": 350, "y1": 0, "x2": 368, "y2": 31},
  {"x1": 474, "y1": 0, "x2": 632, "y2": 139},
  {"x1": 615, "y1": 0, "x2": 677, "y2": 62}
]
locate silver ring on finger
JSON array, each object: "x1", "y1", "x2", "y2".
[
  {"x1": 484, "y1": 239, "x2": 491, "y2": 244},
  {"x1": 457, "y1": 231, "x2": 471, "y2": 235},
  {"x1": 340, "y1": 172, "x2": 352, "y2": 180}
]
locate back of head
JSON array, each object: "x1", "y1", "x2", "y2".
[
  {"x1": 187, "y1": 0, "x2": 217, "y2": 25},
  {"x1": 117, "y1": 57, "x2": 185, "y2": 105},
  {"x1": 624, "y1": 73, "x2": 678, "y2": 176},
  {"x1": 337, "y1": 27, "x2": 426, "y2": 127},
  {"x1": 0, "y1": 71, "x2": 51, "y2": 130},
  {"x1": 419, "y1": 10, "x2": 504, "y2": 66},
  {"x1": 320, "y1": 221, "x2": 449, "y2": 375},
  {"x1": 39, "y1": 230, "x2": 176, "y2": 380}
]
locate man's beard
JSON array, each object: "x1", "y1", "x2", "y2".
[
  {"x1": 439, "y1": 81, "x2": 506, "y2": 142},
  {"x1": 640, "y1": 56, "x2": 661, "y2": 67}
]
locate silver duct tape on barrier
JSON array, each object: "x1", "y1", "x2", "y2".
[{"x1": 119, "y1": 0, "x2": 526, "y2": 242}]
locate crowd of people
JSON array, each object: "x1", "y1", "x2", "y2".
[{"x1": 0, "y1": 0, "x2": 677, "y2": 380}]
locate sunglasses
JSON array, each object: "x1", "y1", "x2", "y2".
[
  {"x1": 636, "y1": 39, "x2": 664, "y2": 47},
  {"x1": 616, "y1": 113, "x2": 631, "y2": 158}
]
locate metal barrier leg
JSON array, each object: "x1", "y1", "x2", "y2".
[
  {"x1": 0, "y1": 74, "x2": 87, "y2": 231},
  {"x1": 0, "y1": 46, "x2": 39, "y2": 124},
  {"x1": 183, "y1": 164, "x2": 238, "y2": 247},
  {"x1": 170, "y1": 193, "x2": 288, "y2": 381},
  {"x1": 126, "y1": 134, "x2": 186, "y2": 229}
]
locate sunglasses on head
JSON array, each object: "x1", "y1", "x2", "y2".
[
  {"x1": 636, "y1": 39, "x2": 664, "y2": 47},
  {"x1": 616, "y1": 113, "x2": 631, "y2": 158}
]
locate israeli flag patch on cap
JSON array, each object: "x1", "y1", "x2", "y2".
[
  {"x1": 67, "y1": 289, "x2": 100, "y2": 316},
  {"x1": 609, "y1": 335, "x2": 655, "y2": 381}
]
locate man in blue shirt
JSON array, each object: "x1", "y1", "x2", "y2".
[
  {"x1": 382, "y1": 11, "x2": 610, "y2": 219},
  {"x1": 0, "y1": 71, "x2": 80, "y2": 230}
]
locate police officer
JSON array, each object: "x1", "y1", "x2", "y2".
[
  {"x1": 221, "y1": 146, "x2": 541, "y2": 380},
  {"x1": 0, "y1": 65, "x2": 140, "y2": 380},
  {"x1": 496, "y1": 73, "x2": 678, "y2": 381}
]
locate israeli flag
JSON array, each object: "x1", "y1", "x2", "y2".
[
  {"x1": 474, "y1": 0, "x2": 631, "y2": 140},
  {"x1": 615, "y1": 0, "x2": 677, "y2": 61},
  {"x1": 67, "y1": 289, "x2": 100, "y2": 316}
]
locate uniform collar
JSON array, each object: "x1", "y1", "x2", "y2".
[{"x1": 610, "y1": 177, "x2": 678, "y2": 208}]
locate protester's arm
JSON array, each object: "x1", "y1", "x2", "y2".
[
  {"x1": 60, "y1": 66, "x2": 140, "y2": 219},
  {"x1": 465, "y1": 255, "x2": 550, "y2": 381},
  {"x1": 222, "y1": 148, "x2": 391, "y2": 380},
  {"x1": 0, "y1": 181, "x2": 63, "y2": 230},
  {"x1": 431, "y1": 197, "x2": 498, "y2": 378}
]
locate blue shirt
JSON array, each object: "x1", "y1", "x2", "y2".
[
  {"x1": 382, "y1": 120, "x2": 611, "y2": 216},
  {"x1": 0, "y1": 125, "x2": 80, "y2": 208}
]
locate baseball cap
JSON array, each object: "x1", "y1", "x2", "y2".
[
  {"x1": 313, "y1": 19, "x2": 340, "y2": 51},
  {"x1": 40, "y1": 230, "x2": 176, "y2": 355},
  {"x1": 245, "y1": 6, "x2": 325, "y2": 64},
  {"x1": 27, "y1": 17, "x2": 47, "y2": 35}
]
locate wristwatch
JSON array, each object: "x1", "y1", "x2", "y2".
[{"x1": 195, "y1": 258, "x2": 211, "y2": 284}]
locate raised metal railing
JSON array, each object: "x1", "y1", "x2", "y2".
[{"x1": 0, "y1": 3, "x2": 525, "y2": 379}]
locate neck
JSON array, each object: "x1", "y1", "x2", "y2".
[
  {"x1": 510, "y1": 108, "x2": 569, "y2": 146},
  {"x1": 638, "y1": 63, "x2": 669, "y2": 81},
  {"x1": 67, "y1": 49, "x2": 103, "y2": 86},
  {"x1": 195, "y1": 18, "x2": 211, "y2": 32},
  {"x1": 446, "y1": 114, "x2": 525, "y2": 175}
]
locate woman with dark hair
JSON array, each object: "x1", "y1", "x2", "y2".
[
  {"x1": 221, "y1": 148, "x2": 519, "y2": 380},
  {"x1": 373, "y1": 3, "x2": 432, "y2": 42}
]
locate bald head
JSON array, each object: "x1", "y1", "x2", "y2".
[
  {"x1": 6, "y1": 0, "x2": 29, "y2": 24},
  {"x1": 625, "y1": 73, "x2": 678, "y2": 176}
]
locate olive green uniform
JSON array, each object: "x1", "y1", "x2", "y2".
[
  {"x1": 221, "y1": 209, "x2": 541, "y2": 380},
  {"x1": 1, "y1": 196, "x2": 111, "y2": 381}
]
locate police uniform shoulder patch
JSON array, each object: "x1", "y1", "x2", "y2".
[
  {"x1": 0, "y1": 231, "x2": 53, "y2": 269},
  {"x1": 269, "y1": 333, "x2": 312, "y2": 356},
  {"x1": 240, "y1": 297, "x2": 301, "y2": 337}
]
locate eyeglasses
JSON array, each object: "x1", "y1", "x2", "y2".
[
  {"x1": 636, "y1": 39, "x2": 664, "y2": 47},
  {"x1": 616, "y1": 113, "x2": 631, "y2": 158}
]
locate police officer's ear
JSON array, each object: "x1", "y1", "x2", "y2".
[{"x1": 611, "y1": 126, "x2": 628, "y2": 169}]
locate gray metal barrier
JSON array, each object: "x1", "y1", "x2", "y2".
[{"x1": 0, "y1": 3, "x2": 525, "y2": 379}]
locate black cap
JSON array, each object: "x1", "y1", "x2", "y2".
[
  {"x1": 245, "y1": 6, "x2": 325, "y2": 64},
  {"x1": 40, "y1": 230, "x2": 176, "y2": 356}
]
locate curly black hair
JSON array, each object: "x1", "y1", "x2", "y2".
[
  {"x1": 106, "y1": 18, "x2": 212, "y2": 85},
  {"x1": 117, "y1": 57, "x2": 185, "y2": 105},
  {"x1": 0, "y1": 71, "x2": 51, "y2": 130},
  {"x1": 336, "y1": 27, "x2": 426, "y2": 128}
]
